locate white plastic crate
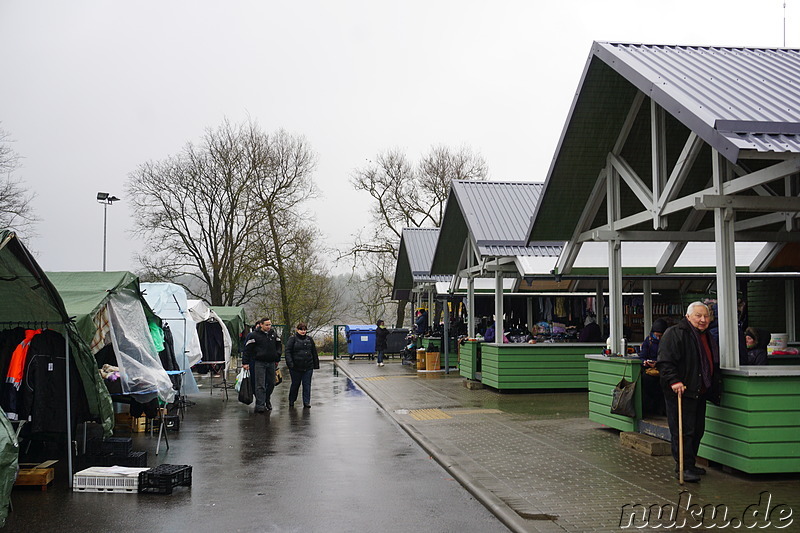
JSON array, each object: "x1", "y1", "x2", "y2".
[{"x1": 73, "y1": 466, "x2": 150, "y2": 493}]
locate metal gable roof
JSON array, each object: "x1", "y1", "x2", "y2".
[
  {"x1": 453, "y1": 180, "x2": 544, "y2": 246},
  {"x1": 594, "y1": 43, "x2": 800, "y2": 157},
  {"x1": 528, "y1": 41, "x2": 800, "y2": 242},
  {"x1": 431, "y1": 180, "x2": 557, "y2": 275},
  {"x1": 404, "y1": 227, "x2": 441, "y2": 278},
  {"x1": 392, "y1": 228, "x2": 452, "y2": 299}
]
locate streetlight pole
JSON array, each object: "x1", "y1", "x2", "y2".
[{"x1": 96, "y1": 192, "x2": 120, "y2": 271}]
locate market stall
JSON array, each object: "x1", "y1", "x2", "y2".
[
  {"x1": 0, "y1": 232, "x2": 114, "y2": 498},
  {"x1": 526, "y1": 42, "x2": 800, "y2": 473}
]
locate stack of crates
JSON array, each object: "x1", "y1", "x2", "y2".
[
  {"x1": 138, "y1": 464, "x2": 192, "y2": 494},
  {"x1": 73, "y1": 466, "x2": 150, "y2": 493},
  {"x1": 84, "y1": 437, "x2": 148, "y2": 468}
]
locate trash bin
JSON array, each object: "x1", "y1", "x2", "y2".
[
  {"x1": 345, "y1": 325, "x2": 377, "y2": 358},
  {"x1": 386, "y1": 328, "x2": 409, "y2": 354}
]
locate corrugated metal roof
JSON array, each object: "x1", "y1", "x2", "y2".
[
  {"x1": 392, "y1": 228, "x2": 453, "y2": 299},
  {"x1": 403, "y1": 228, "x2": 440, "y2": 279},
  {"x1": 528, "y1": 42, "x2": 800, "y2": 242},
  {"x1": 595, "y1": 43, "x2": 800, "y2": 158},
  {"x1": 479, "y1": 244, "x2": 562, "y2": 257},
  {"x1": 453, "y1": 180, "x2": 543, "y2": 245}
]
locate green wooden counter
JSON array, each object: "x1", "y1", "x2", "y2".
[
  {"x1": 586, "y1": 355, "x2": 643, "y2": 432},
  {"x1": 700, "y1": 366, "x2": 800, "y2": 474},
  {"x1": 480, "y1": 343, "x2": 603, "y2": 391},
  {"x1": 459, "y1": 340, "x2": 480, "y2": 380}
]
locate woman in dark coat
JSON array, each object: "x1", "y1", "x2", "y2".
[
  {"x1": 284, "y1": 322, "x2": 319, "y2": 408},
  {"x1": 375, "y1": 319, "x2": 388, "y2": 367}
]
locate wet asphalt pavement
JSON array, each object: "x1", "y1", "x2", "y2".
[{"x1": 7, "y1": 362, "x2": 507, "y2": 532}]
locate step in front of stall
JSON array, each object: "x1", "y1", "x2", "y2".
[{"x1": 638, "y1": 416, "x2": 670, "y2": 441}]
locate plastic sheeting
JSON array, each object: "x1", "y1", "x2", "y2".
[
  {"x1": 107, "y1": 291, "x2": 176, "y2": 404},
  {"x1": 187, "y1": 300, "x2": 232, "y2": 368},
  {"x1": 141, "y1": 283, "x2": 202, "y2": 395}
]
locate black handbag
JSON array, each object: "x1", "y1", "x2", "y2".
[
  {"x1": 610, "y1": 364, "x2": 637, "y2": 417},
  {"x1": 238, "y1": 369, "x2": 254, "y2": 405}
]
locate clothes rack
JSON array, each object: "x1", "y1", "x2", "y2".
[{"x1": 0, "y1": 320, "x2": 74, "y2": 488}]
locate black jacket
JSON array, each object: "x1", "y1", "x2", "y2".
[
  {"x1": 285, "y1": 333, "x2": 319, "y2": 372},
  {"x1": 375, "y1": 326, "x2": 389, "y2": 351},
  {"x1": 242, "y1": 328, "x2": 282, "y2": 365},
  {"x1": 657, "y1": 318, "x2": 721, "y2": 404}
]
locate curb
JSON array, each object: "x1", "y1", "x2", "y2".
[{"x1": 334, "y1": 361, "x2": 538, "y2": 533}]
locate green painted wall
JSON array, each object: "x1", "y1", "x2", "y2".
[
  {"x1": 480, "y1": 344, "x2": 602, "y2": 390},
  {"x1": 459, "y1": 341, "x2": 478, "y2": 380},
  {"x1": 587, "y1": 358, "x2": 642, "y2": 432},
  {"x1": 700, "y1": 372, "x2": 800, "y2": 474}
]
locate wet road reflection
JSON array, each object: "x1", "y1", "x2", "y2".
[{"x1": 7, "y1": 362, "x2": 508, "y2": 532}]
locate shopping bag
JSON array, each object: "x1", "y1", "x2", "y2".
[
  {"x1": 235, "y1": 367, "x2": 246, "y2": 392},
  {"x1": 611, "y1": 377, "x2": 637, "y2": 417},
  {"x1": 275, "y1": 368, "x2": 283, "y2": 386},
  {"x1": 237, "y1": 369, "x2": 253, "y2": 405}
]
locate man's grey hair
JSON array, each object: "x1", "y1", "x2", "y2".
[{"x1": 685, "y1": 301, "x2": 709, "y2": 316}]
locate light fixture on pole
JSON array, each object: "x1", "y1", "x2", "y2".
[{"x1": 97, "y1": 192, "x2": 121, "y2": 271}]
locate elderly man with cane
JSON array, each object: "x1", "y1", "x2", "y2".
[{"x1": 657, "y1": 302, "x2": 722, "y2": 483}]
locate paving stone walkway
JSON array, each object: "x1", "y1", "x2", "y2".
[{"x1": 336, "y1": 359, "x2": 800, "y2": 532}]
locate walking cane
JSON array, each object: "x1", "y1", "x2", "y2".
[{"x1": 678, "y1": 389, "x2": 684, "y2": 485}]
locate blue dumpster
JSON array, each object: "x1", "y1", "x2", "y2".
[{"x1": 345, "y1": 325, "x2": 377, "y2": 358}]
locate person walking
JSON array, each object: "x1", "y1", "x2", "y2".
[
  {"x1": 242, "y1": 318, "x2": 282, "y2": 413},
  {"x1": 375, "y1": 319, "x2": 389, "y2": 367},
  {"x1": 285, "y1": 322, "x2": 319, "y2": 408},
  {"x1": 656, "y1": 302, "x2": 721, "y2": 483}
]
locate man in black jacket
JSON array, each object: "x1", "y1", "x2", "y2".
[
  {"x1": 243, "y1": 318, "x2": 282, "y2": 413},
  {"x1": 657, "y1": 302, "x2": 721, "y2": 483}
]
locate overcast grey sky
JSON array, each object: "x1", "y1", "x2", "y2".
[{"x1": 0, "y1": 1, "x2": 794, "y2": 273}]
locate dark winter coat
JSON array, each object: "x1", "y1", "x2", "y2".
[
  {"x1": 242, "y1": 328, "x2": 282, "y2": 365},
  {"x1": 656, "y1": 318, "x2": 721, "y2": 404},
  {"x1": 285, "y1": 333, "x2": 319, "y2": 372},
  {"x1": 375, "y1": 326, "x2": 389, "y2": 351},
  {"x1": 745, "y1": 327, "x2": 770, "y2": 366},
  {"x1": 638, "y1": 333, "x2": 660, "y2": 361}
]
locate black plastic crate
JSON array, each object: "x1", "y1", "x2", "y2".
[
  {"x1": 86, "y1": 438, "x2": 104, "y2": 455},
  {"x1": 108, "y1": 450, "x2": 148, "y2": 468},
  {"x1": 138, "y1": 464, "x2": 192, "y2": 494},
  {"x1": 101, "y1": 437, "x2": 132, "y2": 456},
  {"x1": 81, "y1": 453, "x2": 113, "y2": 468}
]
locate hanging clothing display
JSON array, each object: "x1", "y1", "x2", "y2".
[{"x1": 0, "y1": 328, "x2": 92, "y2": 433}]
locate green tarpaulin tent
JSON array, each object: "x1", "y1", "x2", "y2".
[
  {"x1": 210, "y1": 305, "x2": 248, "y2": 354},
  {"x1": 46, "y1": 271, "x2": 176, "y2": 405},
  {"x1": 0, "y1": 231, "x2": 114, "y2": 519}
]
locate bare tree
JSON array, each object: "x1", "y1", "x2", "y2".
[
  {"x1": 345, "y1": 144, "x2": 488, "y2": 327},
  {"x1": 0, "y1": 125, "x2": 37, "y2": 236},
  {"x1": 128, "y1": 120, "x2": 284, "y2": 306},
  {"x1": 250, "y1": 228, "x2": 342, "y2": 337}
]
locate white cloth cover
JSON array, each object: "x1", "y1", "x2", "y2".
[
  {"x1": 140, "y1": 282, "x2": 202, "y2": 394},
  {"x1": 106, "y1": 290, "x2": 176, "y2": 404},
  {"x1": 186, "y1": 299, "x2": 233, "y2": 367}
]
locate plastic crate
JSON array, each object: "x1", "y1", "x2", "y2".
[
  {"x1": 101, "y1": 437, "x2": 132, "y2": 456},
  {"x1": 73, "y1": 466, "x2": 150, "y2": 493},
  {"x1": 138, "y1": 464, "x2": 192, "y2": 494},
  {"x1": 113, "y1": 451, "x2": 148, "y2": 468}
]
